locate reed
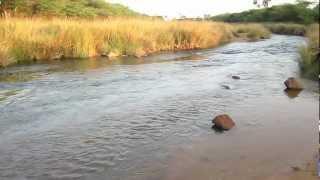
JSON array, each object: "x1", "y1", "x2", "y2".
[
  {"x1": 264, "y1": 23, "x2": 306, "y2": 36},
  {"x1": 0, "y1": 18, "x2": 236, "y2": 67}
]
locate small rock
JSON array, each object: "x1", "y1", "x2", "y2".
[
  {"x1": 284, "y1": 77, "x2": 303, "y2": 90},
  {"x1": 83, "y1": 139, "x2": 96, "y2": 144},
  {"x1": 221, "y1": 85, "x2": 231, "y2": 90},
  {"x1": 107, "y1": 51, "x2": 121, "y2": 58},
  {"x1": 212, "y1": 114, "x2": 235, "y2": 130},
  {"x1": 291, "y1": 166, "x2": 301, "y2": 171},
  {"x1": 232, "y1": 75, "x2": 240, "y2": 80},
  {"x1": 50, "y1": 53, "x2": 63, "y2": 60},
  {"x1": 134, "y1": 49, "x2": 147, "y2": 58}
]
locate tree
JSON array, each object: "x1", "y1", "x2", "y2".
[
  {"x1": 0, "y1": 0, "x2": 14, "y2": 18},
  {"x1": 0, "y1": 0, "x2": 24, "y2": 17},
  {"x1": 213, "y1": 0, "x2": 319, "y2": 23}
]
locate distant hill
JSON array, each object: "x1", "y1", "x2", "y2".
[
  {"x1": 210, "y1": 1, "x2": 319, "y2": 24},
  {"x1": 0, "y1": 0, "x2": 140, "y2": 17}
]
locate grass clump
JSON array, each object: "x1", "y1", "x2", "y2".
[
  {"x1": 0, "y1": 18, "x2": 234, "y2": 67},
  {"x1": 264, "y1": 23, "x2": 306, "y2": 36},
  {"x1": 299, "y1": 24, "x2": 319, "y2": 80},
  {"x1": 232, "y1": 24, "x2": 271, "y2": 41}
]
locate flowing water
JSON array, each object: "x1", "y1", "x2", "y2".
[{"x1": 0, "y1": 35, "x2": 318, "y2": 180}]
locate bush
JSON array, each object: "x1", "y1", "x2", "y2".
[
  {"x1": 264, "y1": 23, "x2": 306, "y2": 36},
  {"x1": 232, "y1": 24, "x2": 271, "y2": 41}
]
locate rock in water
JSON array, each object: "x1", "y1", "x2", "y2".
[
  {"x1": 232, "y1": 75, "x2": 240, "y2": 80},
  {"x1": 134, "y1": 48, "x2": 147, "y2": 58},
  {"x1": 284, "y1": 77, "x2": 303, "y2": 90},
  {"x1": 107, "y1": 51, "x2": 120, "y2": 58},
  {"x1": 212, "y1": 114, "x2": 235, "y2": 130},
  {"x1": 221, "y1": 85, "x2": 231, "y2": 90}
]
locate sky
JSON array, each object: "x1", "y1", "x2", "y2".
[{"x1": 109, "y1": 0, "x2": 297, "y2": 18}]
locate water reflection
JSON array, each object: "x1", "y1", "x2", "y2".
[
  {"x1": 284, "y1": 89, "x2": 302, "y2": 99},
  {"x1": 0, "y1": 71, "x2": 38, "y2": 82},
  {"x1": 0, "y1": 89, "x2": 21, "y2": 101},
  {"x1": 211, "y1": 125, "x2": 225, "y2": 134},
  {"x1": 0, "y1": 51, "x2": 206, "y2": 82}
]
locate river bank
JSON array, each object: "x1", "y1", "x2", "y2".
[{"x1": 0, "y1": 18, "x2": 274, "y2": 67}]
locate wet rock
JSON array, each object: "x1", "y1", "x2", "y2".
[
  {"x1": 232, "y1": 75, "x2": 240, "y2": 80},
  {"x1": 221, "y1": 85, "x2": 231, "y2": 90},
  {"x1": 134, "y1": 49, "x2": 147, "y2": 58},
  {"x1": 83, "y1": 139, "x2": 96, "y2": 144},
  {"x1": 291, "y1": 166, "x2": 301, "y2": 171},
  {"x1": 107, "y1": 51, "x2": 121, "y2": 58},
  {"x1": 50, "y1": 53, "x2": 63, "y2": 60},
  {"x1": 284, "y1": 77, "x2": 303, "y2": 90},
  {"x1": 212, "y1": 114, "x2": 235, "y2": 130}
]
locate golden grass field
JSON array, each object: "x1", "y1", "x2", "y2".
[
  {"x1": 0, "y1": 18, "x2": 231, "y2": 66},
  {"x1": 0, "y1": 18, "x2": 274, "y2": 67}
]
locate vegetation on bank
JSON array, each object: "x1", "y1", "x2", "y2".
[
  {"x1": 0, "y1": 18, "x2": 237, "y2": 67},
  {"x1": 210, "y1": 1, "x2": 319, "y2": 24},
  {"x1": 0, "y1": 0, "x2": 139, "y2": 18},
  {"x1": 0, "y1": 17, "x2": 275, "y2": 67},
  {"x1": 264, "y1": 23, "x2": 306, "y2": 36},
  {"x1": 299, "y1": 24, "x2": 319, "y2": 80},
  {"x1": 233, "y1": 24, "x2": 271, "y2": 40}
]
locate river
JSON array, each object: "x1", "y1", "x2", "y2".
[{"x1": 0, "y1": 35, "x2": 318, "y2": 180}]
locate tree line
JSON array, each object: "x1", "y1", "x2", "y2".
[
  {"x1": 211, "y1": 0, "x2": 319, "y2": 24},
  {"x1": 0, "y1": 0, "x2": 139, "y2": 18}
]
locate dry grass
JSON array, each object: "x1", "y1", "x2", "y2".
[
  {"x1": 0, "y1": 18, "x2": 236, "y2": 67},
  {"x1": 264, "y1": 23, "x2": 306, "y2": 36},
  {"x1": 232, "y1": 23, "x2": 271, "y2": 41}
]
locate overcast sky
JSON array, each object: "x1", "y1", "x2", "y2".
[{"x1": 109, "y1": 0, "x2": 297, "y2": 18}]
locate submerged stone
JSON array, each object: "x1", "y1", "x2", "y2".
[
  {"x1": 232, "y1": 75, "x2": 240, "y2": 80},
  {"x1": 221, "y1": 85, "x2": 231, "y2": 90}
]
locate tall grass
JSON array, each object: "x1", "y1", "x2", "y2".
[
  {"x1": 0, "y1": 18, "x2": 236, "y2": 67},
  {"x1": 299, "y1": 24, "x2": 319, "y2": 80},
  {"x1": 264, "y1": 23, "x2": 306, "y2": 36}
]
